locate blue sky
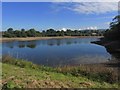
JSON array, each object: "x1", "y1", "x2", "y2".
[{"x1": 2, "y1": 2, "x2": 118, "y2": 31}]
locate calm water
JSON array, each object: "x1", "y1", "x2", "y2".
[{"x1": 1, "y1": 37, "x2": 111, "y2": 66}]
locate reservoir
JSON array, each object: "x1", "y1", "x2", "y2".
[{"x1": 2, "y1": 37, "x2": 111, "y2": 67}]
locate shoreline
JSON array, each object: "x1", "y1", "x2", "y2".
[
  {"x1": 0, "y1": 36, "x2": 102, "y2": 43},
  {"x1": 91, "y1": 39, "x2": 120, "y2": 53}
]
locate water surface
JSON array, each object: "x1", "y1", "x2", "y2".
[{"x1": 2, "y1": 37, "x2": 111, "y2": 66}]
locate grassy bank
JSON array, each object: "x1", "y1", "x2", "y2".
[
  {"x1": 1, "y1": 55, "x2": 119, "y2": 88},
  {"x1": 1, "y1": 36, "x2": 102, "y2": 43}
]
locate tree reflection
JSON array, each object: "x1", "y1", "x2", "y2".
[
  {"x1": 66, "y1": 41, "x2": 72, "y2": 45},
  {"x1": 104, "y1": 46, "x2": 120, "y2": 68},
  {"x1": 45, "y1": 39, "x2": 80, "y2": 46},
  {"x1": 18, "y1": 44, "x2": 25, "y2": 48},
  {"x1": 17, "y1": 41, "x2": 37, "y2": 49},
  {"x1": 26, "y1": 43, "x2": 36, "y2": 48},
  {"x1": 6, "y1": 43, "x2": 14, "y2": 48}
]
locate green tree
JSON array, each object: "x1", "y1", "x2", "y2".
[
  {"x1": 29, "y1": 29, "x2": 37, "y2": 37},
  {"x1": 46, "y1": 29, "x2": 56, "y2": 36},
  {"x1": 104, "y1": 15, "x2": 120, "y2": 40},
  {"x1": 6, "y1": 28, "x2": 15, "y2": 37},
  {"x1": 7, "y1": 28, "x2": 14, "y2": 34},
  {"x1": 21, "y1": 29, "x2": 27, "y2": 37},
  {"x1": 26, "y1": 29, "x2": 36, "y2": 37},
  {"x1": 3, "y1": 31, "x2": 12, "y2": 38},
  {"x1": 42, "y1": 30, "x2": 46, "y2": 37},
  {"x1": 65, "y1": 29, "x2": 72, "y2": 36},
  {"x1": 14, "y1": 30, "x2": 22, "y2": 37}
]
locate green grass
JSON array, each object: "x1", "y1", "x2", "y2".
[
  {"x1": 2, "y1": 63, "x2": 118, "y2": 88},
  {"x1": 1, "y1": 55, "x2": 119, "y2": 88}
]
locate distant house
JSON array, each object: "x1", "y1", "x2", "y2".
[{"x1": 91, "y1": 33, "x2": 97, "y2": 36}]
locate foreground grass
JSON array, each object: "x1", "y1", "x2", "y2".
[{"x1": 1, "y1": 56, "x2": 119, "y2": 88}]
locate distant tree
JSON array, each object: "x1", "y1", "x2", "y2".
[
  {"x1": 36, "y1": 31, "x2": 42, "y2": 37},
  {"x1": 7, "y1": 28, "x2": 14, "y2": 34},
  {"x1": 65, "y1": 29, "x2": 72, "y2": 36},
  {"x1": 3, "y1": 28, "x2": 105, "y2": 38},
  {"x1": 29, "y1": 28, "x2": 37, "y2": 37},
  {"x1": 56, "y1": 30, "x2": 64, "y2": 36},
  {"x1": 14, "y1": 30, "x2": 22, "y2": 37},
  {"x1": 21, "y1": 29, "x2": 27, "y2": 37},
  {"x1": 5, "y1": 28, "x2": 15, "y2": 37},
  {"x1": 3, "y1": 31, "x2": 12, "y2": 38},
  {"x1": 42, "y1": 30, "x2": 46, "y2": 37},
  {"x1": 21, "y1": 29, "x2": 25, "y2": 32},
  {"x1": 46, "y1": 29, "x2": 56, "y2": 36},
  {"x1": 26, "y1": 29, "x2": 36, "y2": 37},
  {"x1": 60, "y1": 30, "x2": 65, "y2": 36}
]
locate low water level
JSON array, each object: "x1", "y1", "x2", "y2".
[{"x1": 2, "y1": 37, "x2": 111, "y2": 66}]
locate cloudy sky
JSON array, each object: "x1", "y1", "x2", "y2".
[{"x1": 2, "y1": 2, "x2": 118, "y2": 31}]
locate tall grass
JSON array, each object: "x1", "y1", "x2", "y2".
[
  {"x1": 2, "y1": 55, "x2": 119, "y2": 84},
  {"x1": 56, "y1": 65, "x2": 119, "y2": 84}
]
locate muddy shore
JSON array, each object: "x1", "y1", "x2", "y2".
[{"x1": 0, "y1": 36, "x2": 102, "y2": 43}]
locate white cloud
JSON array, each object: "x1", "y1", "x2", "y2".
[
  {"x1": 61, "y1": 28, "x2": 67, "y2": 31},
  {"x1": 104, "y1": 22, "x2": 111, "y2": 25},
  {"x1": 53, "y1": 2, "x2": 118, "y2": 14},
  {"x1": 58, "y1": 28, "x2": 68, "y2": 31},
  {"x1": 86, "y1": 26, "x2": 98, "y2": 30},
  {"x1": 78, "y1": 26, "x2": 98, "y2": 30}
]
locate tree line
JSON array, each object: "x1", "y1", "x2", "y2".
[
  {"x1": 103, "y1": 15, "x2": 120, "y2": 41},
  {"x1": 2, "y1": 28, "x2": 105, "y2": 38}
]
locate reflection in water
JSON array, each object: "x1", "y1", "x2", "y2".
[
  {"x1": 2, "y1": 38, "x2": 111, "y2": 67},
  {"x1": 18, "y1": 44, "x2": 25, "y2": 48},
  {"x1": 4, "y1": 38, "x2": 99, "y2": 49},
  {"x1": 105, "y1": 46, "x2": 120, "y2": 61},
  {"x1": 102, "y1": 45, "x2": 120, "y2": 67},
  {"x1": 5, "y1": 42, "x2": 14, "y2": 48},
  {"x1": 26, "y1": 44, "x2": 36, "y2": 48}
]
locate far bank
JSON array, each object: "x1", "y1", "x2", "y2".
[{"x1": 0, "y1": 36, "x2": 103, "y2": 43}]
